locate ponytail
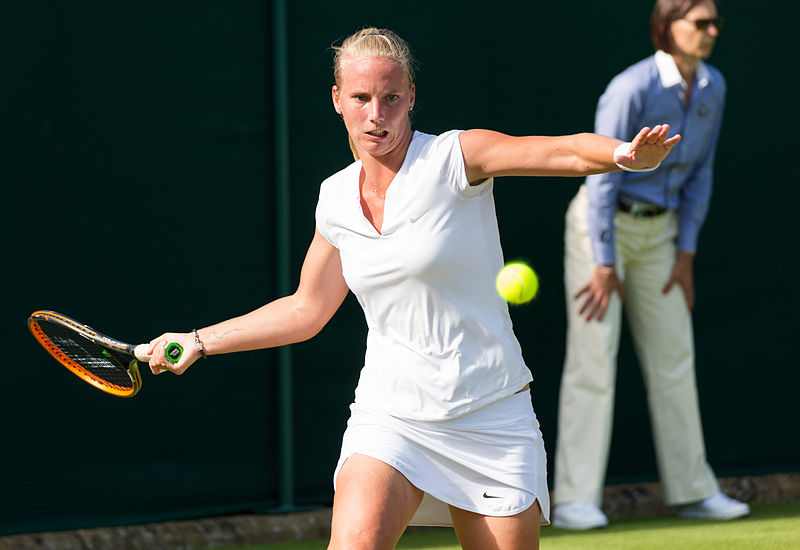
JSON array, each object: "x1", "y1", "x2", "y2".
[{"x1": 347, "y1": 134, "x2": 360, "y2": 161}]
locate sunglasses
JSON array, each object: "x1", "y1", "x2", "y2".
[{"x1": 681, "y1": 16, "x2": 725, "y2": 31}]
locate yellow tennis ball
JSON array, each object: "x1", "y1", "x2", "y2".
[{"x1": 496, "y1": 262, "x2": 539, "y2": 304}]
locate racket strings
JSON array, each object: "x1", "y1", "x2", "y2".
[{"x1": 32, "y1": 321, "x2": 134, "y2": 390}]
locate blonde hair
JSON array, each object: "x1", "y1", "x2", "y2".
[{"x1": 332, "y1": 27, "x2": 416, "y2": 160}]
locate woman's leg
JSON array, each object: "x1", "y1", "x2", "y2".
[
  {"x1": 621, "y1": 213, "x2": 718, "y2": 505},
  {"x1": 450, "y1": 500, "x2": 541, "y2": 550},
  {"x1": 554, "y1": 187, "x2": 623, "y2": 507},
  {"x1": 328, "y1": 453, "x2": 423, "y2": 550}
]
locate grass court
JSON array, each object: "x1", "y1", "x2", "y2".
[{"x1": 217, "y1": 501, "x2": 800, "y2": 550}]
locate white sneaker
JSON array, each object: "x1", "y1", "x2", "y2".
[
  {"x1": 552, "y1": 502, "x2": 609, "y2": 530},
  {"x1": 677, "y1": 492, "x2": 750, "y2": 520}
]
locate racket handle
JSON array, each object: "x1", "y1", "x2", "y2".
[
  {"x1": 133, "y1": 343, "x2": 183, "y2": 363},
  {"x1": 134, "y1": 344, "x2": 152, "y2": 362}
]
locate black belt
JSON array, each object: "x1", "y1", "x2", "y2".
[{"x1": 617, "y1": 196, "x2": 667, "y2": 218}]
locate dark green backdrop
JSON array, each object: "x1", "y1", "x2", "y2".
[{"x1": 3, "y1": 0, "x2": 798, "y2": 536}]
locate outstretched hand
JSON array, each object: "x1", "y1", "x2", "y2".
[{"x1": 614, "y1": 125, "x2": 681, "y2": 171}]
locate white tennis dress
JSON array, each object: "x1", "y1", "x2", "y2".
[{"x1": 315, "y1": 130, "x2": 550, "y2": 525}]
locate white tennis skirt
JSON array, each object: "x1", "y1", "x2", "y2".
[{"x1": 333, "y1": 389, "x2": 550, "y2": 527}]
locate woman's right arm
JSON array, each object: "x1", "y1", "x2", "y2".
[
  {"x1": 148, "y1": 228, "x2": 349, "y2": 374},
  {"x1": 577, "y1": 73, "x2": 645, "y2": 321}
]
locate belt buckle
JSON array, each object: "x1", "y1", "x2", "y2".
[
  {"x1": 629, "y1": 202, "x2": 647, "y2": 216},
  {"x1": 619, "y1": 196, "x2": 656, "y2": 217}
]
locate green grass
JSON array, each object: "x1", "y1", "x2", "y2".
[
  {"x1": 539, "y1": 501, "x2": 800, "y2": 550},
  {"x1": 220, "y1": 501, "x2": 800, "y2": 550}
]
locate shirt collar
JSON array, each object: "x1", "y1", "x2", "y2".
[{"x1": 655, "y1": 50, "x2": 711, "y2": 90}]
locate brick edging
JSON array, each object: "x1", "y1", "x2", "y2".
[
  {"x1": 601, "y1": 472, "x2": 800, "y2": 519},
  {"x1": 1, "y1": 472, "x2": 797, "y2": 550}
]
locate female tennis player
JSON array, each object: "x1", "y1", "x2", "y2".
[{"x1": 146, "y1": 27, "x2": 680, "y2": 550}]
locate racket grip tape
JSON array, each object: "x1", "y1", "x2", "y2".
[
  {"x1": 133, "y1": 344, "x2": 151, "y2": 362},
  {"x1": 132, "y1": 343, "x2": 183, "y2": 363}
]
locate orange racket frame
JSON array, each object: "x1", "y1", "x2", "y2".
[{"x1": 28, "y1": 310, "x2": 146, "y2": 397}]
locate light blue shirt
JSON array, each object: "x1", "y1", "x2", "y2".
[{"x1": 585, "y1": 50, "x2": 726, "y2": 265}]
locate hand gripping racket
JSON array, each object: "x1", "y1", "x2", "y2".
[{"x1": 28, "y1": 310, "x2": 183, "y2": 397}]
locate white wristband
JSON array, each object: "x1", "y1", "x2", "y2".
[{"x1": 614, "y1": 142, "x2": 661, "y2": 172}]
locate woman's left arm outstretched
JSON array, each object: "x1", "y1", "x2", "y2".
[{"x1": 459, "y1": 125, "x2": 681, "y2": 184}]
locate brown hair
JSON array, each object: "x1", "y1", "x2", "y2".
[
  {"x1": 650, "y1": 0, "x2": 719, "y2": 53},
  {"x1": 332, "y1": 28, "x2": 416, "y2": 160}
]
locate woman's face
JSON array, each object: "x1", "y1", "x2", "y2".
[
  {"x1": 332, "y1": 56, "x2": 415, "y2": 160},
  {"x1": 669, "y1": 0, "x2": 720, "y2": 61}
]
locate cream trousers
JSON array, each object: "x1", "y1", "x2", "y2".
[{"x1": 553, "y1": 185, "x2": 719, "y2": 507}]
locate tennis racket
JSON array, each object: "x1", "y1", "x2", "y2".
[{"x1": 28, "y1": 310, "x2": 183, "y2": 397}]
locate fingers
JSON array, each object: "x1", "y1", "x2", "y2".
[
  {"x1": 645, "y1": 125, "x2": 662, "y2": 144},
  {"x1": 664, "y1": 133, "x2": 682, "y2": 148},
  {"x1": 574, "y1": 272, "x2": 624, "y2": 323},
  {"x1": 632, "y1": 124, "x2": 677, "y2": 148},
  {"x1": 592, "y1": 295, "x2": 609, "y2": 322},
  {"x1": 575, "y1": 286, "x2": 609, "y2": 322},
  {"x1": 574, "y1": 285, "x2": 596, "y2": 318},
  {"x1": 585, "y1": 296, "x2": 605, "y2": 322},
  {"x1": 148, "y1": 341, "x2": 167, "y2": 375},
  {"x1": 683, "y1": 286, "x2": 695, "y2": 311},
  {"x1": 643, "y1": 124, "x2": 669, "y2": 145},
  {"x1": 664, "y1": 278, "x2": 695, "y2": 310},
  {"x1": 630, "y1": 126, "x2": 651, "y2": 149},
  {"x1": 577, "y1": 295, "x2": 593, "y2": 317},
  {"x1": 573, "y1": 285, "x2": 590, "y2": 301},
  {"x1": 146, "y1": 335, "x2": 195, "y2": 376},
  {"x1": 622, "y1": 124, "x2": 679, "y2": 171}
]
